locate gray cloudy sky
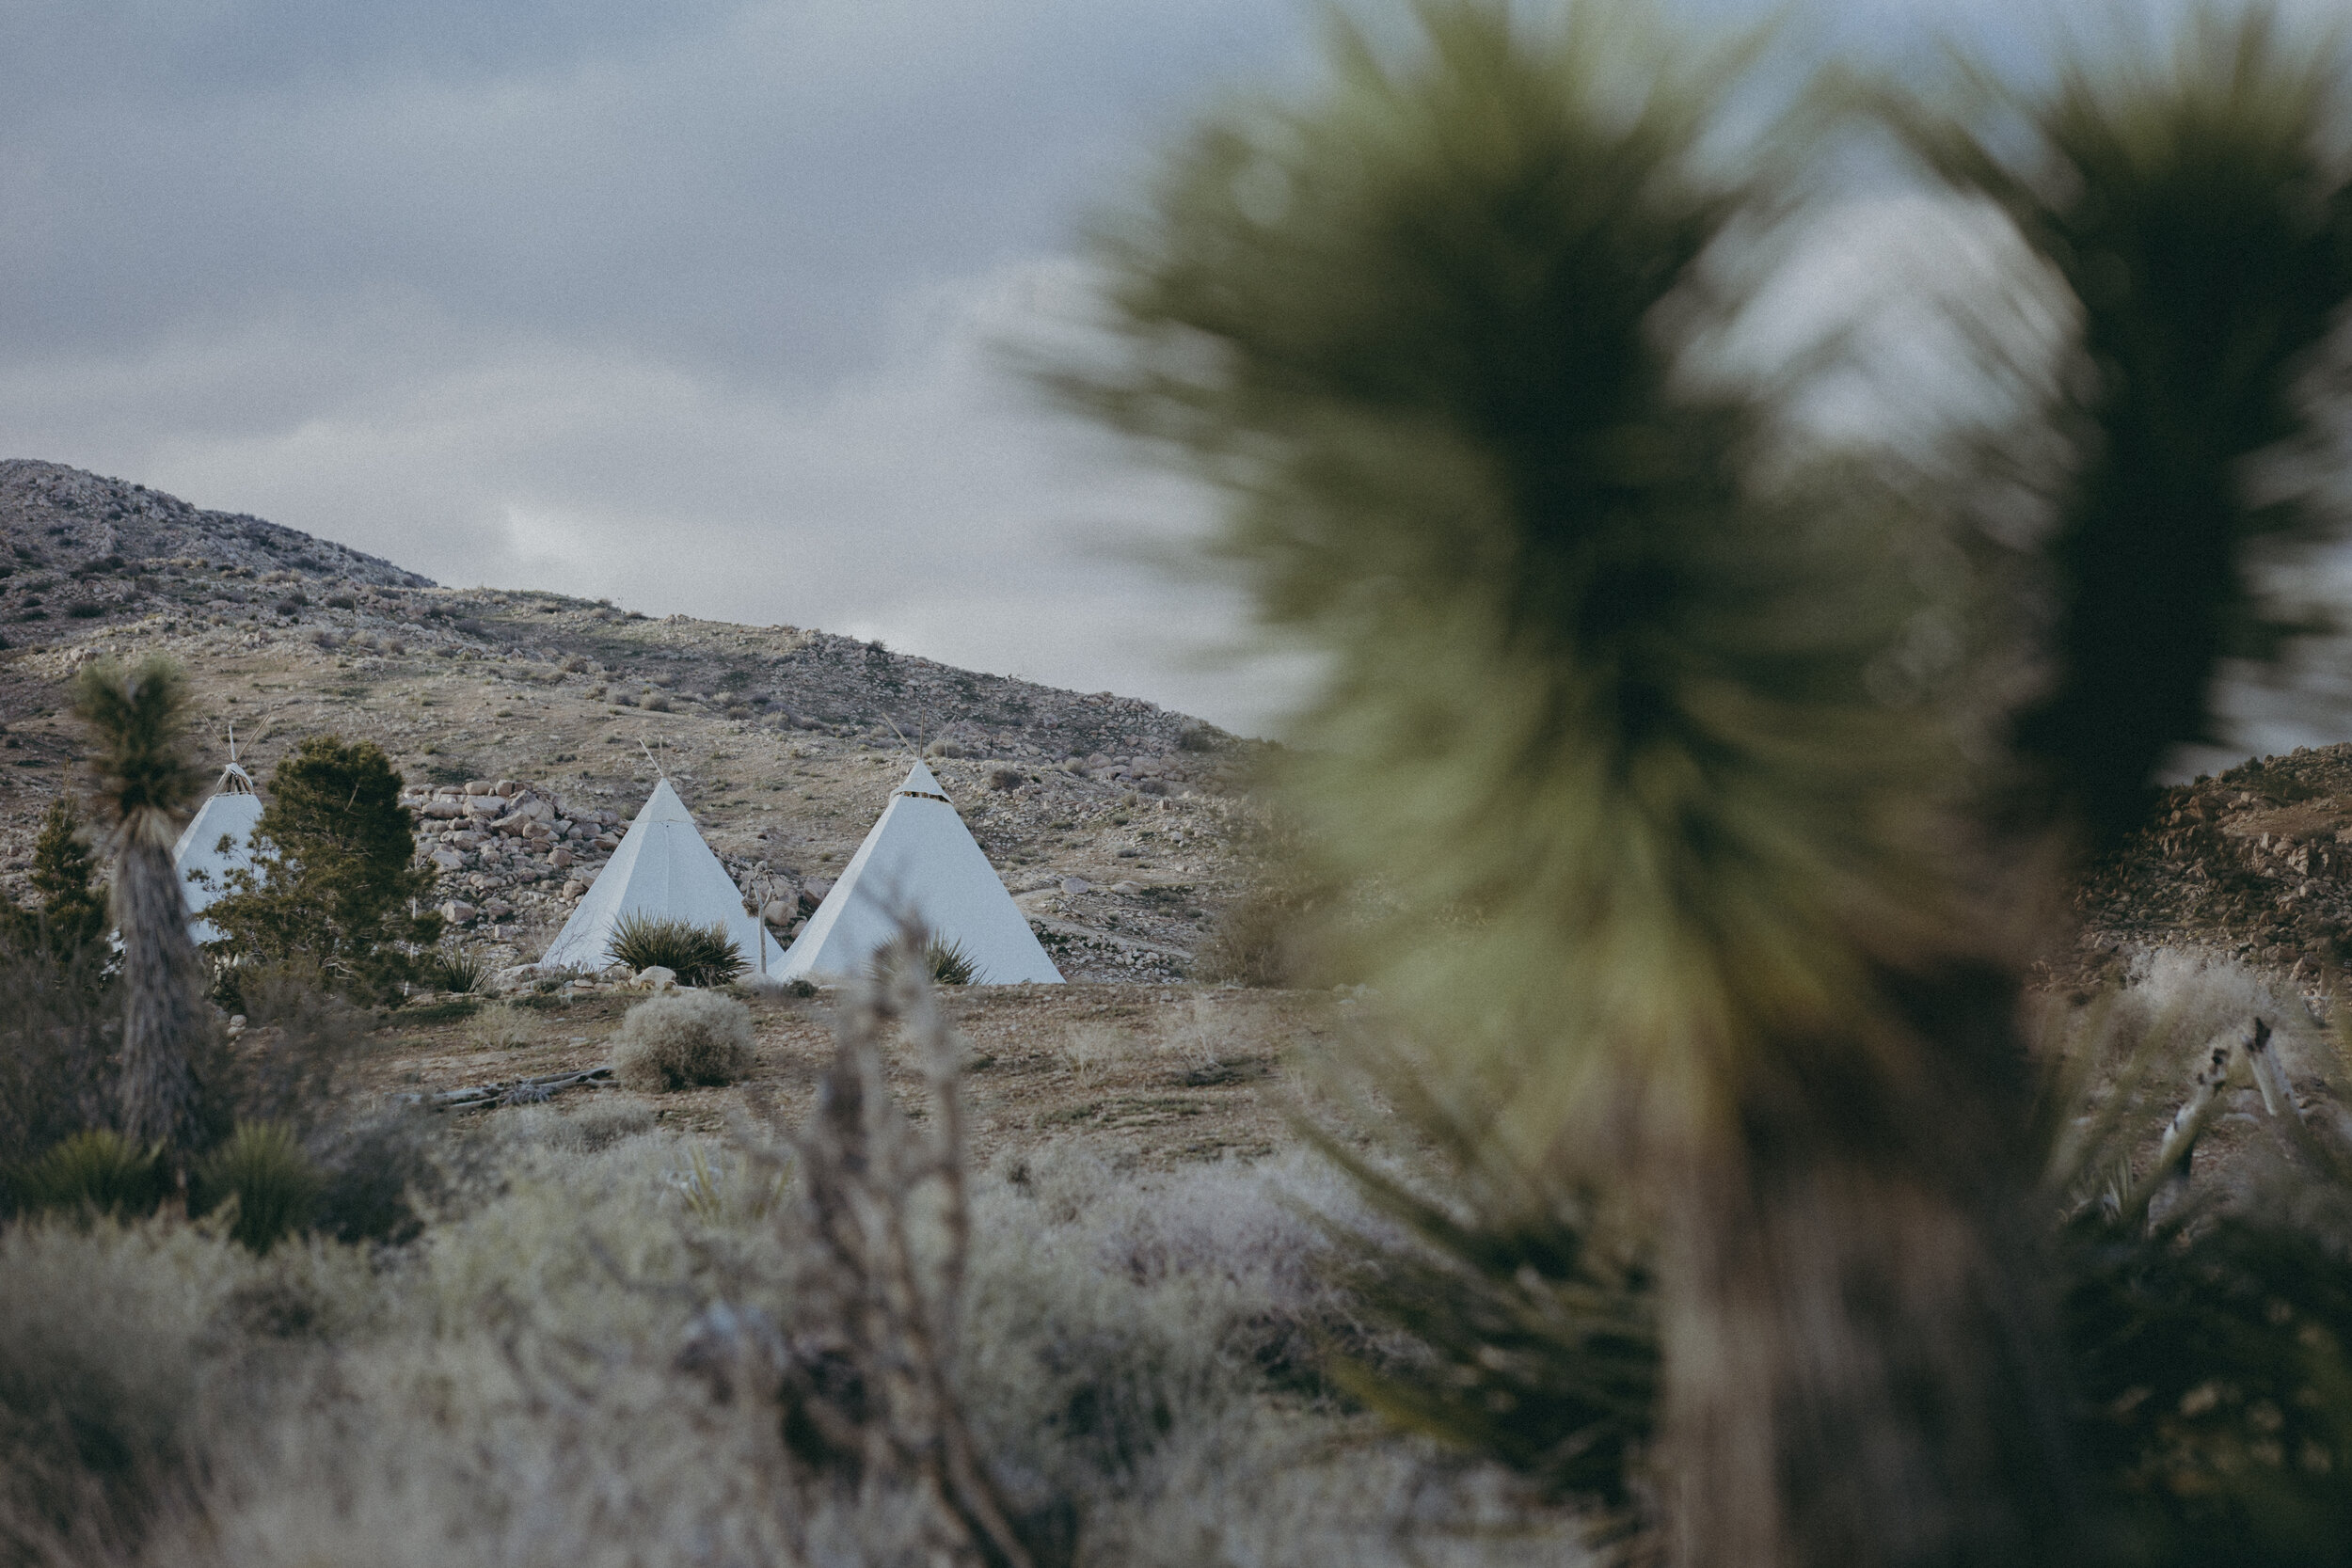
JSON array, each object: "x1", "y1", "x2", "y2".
[{"x1": 0, "y1": 0, "x2": 2288, "y2": 740}]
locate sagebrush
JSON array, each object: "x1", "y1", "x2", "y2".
[{"x1": 612, "y1": 990, "x2": 755, "y2": 1091}]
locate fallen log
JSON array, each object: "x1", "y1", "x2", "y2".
[{"x1": 409, "y1": 1066, "x2": 614, "y2": 1113}]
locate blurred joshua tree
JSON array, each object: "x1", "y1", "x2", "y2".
[
  {"x1": 1895, "y1": 6, "x2": 2352, "y2": 847},
  {"x1": 1055, "y1": 2, "x2": 2352, "y2": 1563},
  {"x1": 72, "y1": 658, "x2": 209, "y2": 1155}
]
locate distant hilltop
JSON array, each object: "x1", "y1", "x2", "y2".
[{"x1": 0, "y1": 460, "x2": 432, "y2": 631}]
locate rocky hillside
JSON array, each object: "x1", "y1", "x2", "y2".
[
  {"x1": 2076, "y1": 747, "x2": 2352, "y2": 994},
  {"x1": 0, "y1": 463, "x2": 1253, "y2": 981},
  {"x1": 0, "y1": 459, "x2": 430, "y2": 631}
]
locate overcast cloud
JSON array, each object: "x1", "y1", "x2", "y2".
[{"x1": 0, "y1": 0, "x2": 2328, "y2": 744}]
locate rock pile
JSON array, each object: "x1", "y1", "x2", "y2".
[{"x1": 405, "y1": 778, "x2": 627, "y2": 930}]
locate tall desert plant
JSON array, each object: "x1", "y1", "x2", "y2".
[
  {"x1": 73, "y1": 657, "x2": 209, "y2": 1156},
  {"x1": 1057, "y1": 3, "x2": 2352, "y2": 1563}
]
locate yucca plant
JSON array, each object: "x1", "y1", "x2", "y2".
[
  {"x1": 424, "y1": 948, "x2": 487, "y2": 995},
  {"x1": 867, "y1": 931, "x2": 983, "y2": 987},
  {"x1": 72, "y1": 658, "x2": 209, "y2": 1157},
  {"x1": 1059, "y1": 3, "x2": 2352, "y2": 1562},
  {"x1": 607, "y1": 912, "x2": 745, "y2": 989},
  {"x1": 191, "y1": 1120, "x2": 321, "y2": 1255},
  {"x1": 10, "y1": 1130, "x2": 167, "y2": 1221},
  {"x1": 1298, "y1": 1035, "x2": 1658, "y2": 1541},
  {"x1": 927, "y1": 935, "x2": 978, "y2": 987}
]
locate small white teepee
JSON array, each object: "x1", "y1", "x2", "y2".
[
  {"x1": 778, "y1": 760, "x2": 1063, "y2": 986},
  {"x1": 539, "y1": 777, "x2": 786, "y2": 975},
  {"x1": 173, "y1": 748, "x2": 262, "y2": 944}
]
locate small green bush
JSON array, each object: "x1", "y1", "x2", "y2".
[
  {"x1": 608, "y1": 912, "x2": 745, "y2": 989},
  {"x1": 192, "y1": 1122, "x2": 322, "y2": 1255},
  {"x1": 612, "y1": 990, "x2": 755, "y2": 1091},
  {"x1": 11, "y1": 1131, "x2": 167, "y2": 1221}
]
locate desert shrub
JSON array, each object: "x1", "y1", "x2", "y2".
[
  {"x1": 203, "y1": 736, "x2": 442, "y2": 1003},
  {"x1": 467, "y1": 1002, "x2": 547, "y2": 1052},
  {"x1": 424, "y1": 948, "x2": 487, "y2": 994},
  {"x1": 9, "y1": 1130, "x2": 167, "y2": 1222},
  {"x1": 1190, "y1": 882, "x2": 1312, "y2": 988},
  {"x1": 192, "y1": 1122, "x2": 323, "y2": 1255},
  {"x1": 206, "y1": 963, "x2": 372, "y2": 1135},
  {"x1": 0, "y1": 1219, "x2": 255, "y2": 1565},
  {"x1": 309, "y1": 1107, "x2": 444, "y2": 1247},
  {"x1": 608, "y1": 912, "x2": 744, "y2": 988},
  {"x1": 0, "y1": 942, "x2": 113, "y2": 1184},
  {"x1": 509, "y1": 1101, "x2": 657, "y2": 1156},
  {"x1": 0, "y1": 794, "x2": 107, "y2": 962},
  {"x1": 612, "y1": 990, "x2": 755, "y2": 1091}
]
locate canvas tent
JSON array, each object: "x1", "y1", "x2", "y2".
[
  {"x1": 173, "y1": 758, "x2": 263, "y2": 943},
  {"x1": 778, "y1": 759, "x2": 1063, "y2": 986},
  {"x1": 540, "y1": 777, "x2": 787, "y2": 975}
]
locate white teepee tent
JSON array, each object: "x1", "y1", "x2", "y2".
[
  {"x1": 778, "y1": 759, "x2": 1063, "y2": 986},
  {"x1": 540, "y1": 777, "x2": 787, "y2": 975},
  {"x1": 173, "y1": 750, "x2": 262, "y2": 944}
]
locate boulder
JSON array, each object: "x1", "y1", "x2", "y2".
[
  {"x1": 484, "y1": 899, "x2": 515, "y2": 919},
  {"x1": 799, "y1": 877, "x2": 835, "y2": 911},
  {"x1": 429, "y1": 847, "x2": 467, "y2": 872},
  {"x1": 634, "y1": 965, "x2": 679, "y2": 991},
  {"x1": 463, "y1": 779, "x2": 496, "y2": 795},
  {"x1": 440, "y1": 900, "x2": 479, "y2": 926},
  {"x1": 761, "y1": 899, "x2": 795, "y2": 926},
  {"x1": 463, "y1": 796, "x2": 502, "y2": 818},
  {"x1": 1061, "y1": 876, "x2": 1090, "y2": 895},
  {"x1": 548, "y1": 847, "x2": 574, "y2": 869},
  {"x1": 421, "y1": 800, "x2": 464, "y2": 819},
  {"x1": 561, "y1": 879, "x2": 589, "y2": 901}
]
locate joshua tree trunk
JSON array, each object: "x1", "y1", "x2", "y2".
[
  {"x1": 1662, "y1": 970, "x2": 2074, "y2": 1568},
  {"x1": 112, "y1": 831, "x2": 207, "y2": 1151}
]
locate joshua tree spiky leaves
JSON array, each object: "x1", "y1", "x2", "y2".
[
  {"x1": 72, "y1": 657, "x2": 208, "y2": 1154},
  {"x1": 1060, "y1": 3, "x2": 2352, "y2": 1563},
  {"x1": 1897, "y1": 7, "x2": 2352, "y2": 849}
]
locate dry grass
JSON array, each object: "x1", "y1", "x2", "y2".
[
  {"x1": 464, "y1": 1002, "x2": 547, "y2": 1053},
  {"x1": 0, "y1": 965, "x2": 1589, "y2": 1568},
  {"x1": 1057, "y1": 1022, "x2": 1141, "y2": 1083}
]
